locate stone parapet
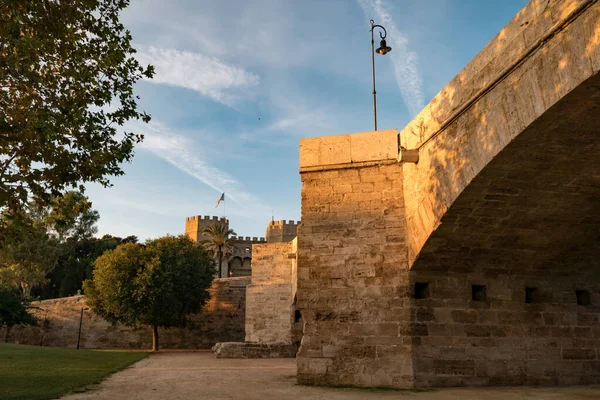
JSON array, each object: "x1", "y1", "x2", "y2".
[{"x1": 299, "y1": 129, "x2": 399, "y2": 169}]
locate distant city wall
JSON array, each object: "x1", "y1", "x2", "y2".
[{"x1": 2, "y1": 277, "x2": 250, "y2": 350}]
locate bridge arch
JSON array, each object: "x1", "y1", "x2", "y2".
[{"x1": 400, "y1": 0, "x2": 600, "y2": 266}]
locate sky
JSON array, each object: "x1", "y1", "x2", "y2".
[{"x1": 85, "y1": 0, "x2": 530, "y2": 241}]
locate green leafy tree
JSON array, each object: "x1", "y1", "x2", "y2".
[
  {"x1": 201, "y1": 222, "x2": 236, "y2": 278},
  {"x1": 44, "y1": 191, "x2": 99, "y2": 242},
  {"x1": 0, "y1": 0, "x2": 154, "y2": 210},
  {"x1": 36, "y1": 234, "x2": 127, "y2": 299},
  {"x1": 0, "y1": 191, "x2": 98, "y2": 296},
  {"x1": 0, "y1": 212, "x2": 59, "y2": 296},
  {"x1": 0, "y1": 285, "x2": 37, "y2": 342},
  {"x1": 84, "y1": 235, "x2": 216, "y2": 351}
]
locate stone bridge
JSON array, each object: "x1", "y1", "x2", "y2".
[{"x1": 296, "y1": 0, "x2": 600, "y2": 388}]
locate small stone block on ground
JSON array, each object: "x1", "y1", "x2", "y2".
[{"x1": 213, "y1": 342, "x2": 298, "y2": 359}]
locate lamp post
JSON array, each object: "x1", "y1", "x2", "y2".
[
  {"x1": 76, "y1": 307, "x2": 89, "y2": 349},
  {"x1": 370, "y1": 19, "x2": 392, "y2": 131}
]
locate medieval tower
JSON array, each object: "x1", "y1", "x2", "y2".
[{"x1": 185, "y1": 215, "x2": 299, "y2": 278}]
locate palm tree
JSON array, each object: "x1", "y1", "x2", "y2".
[{"x1": 201, "y1": 222, "x2": 236, "y2": 278}]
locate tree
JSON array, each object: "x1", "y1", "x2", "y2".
[
  {"x1": 0, "y1": 212, "x2": 59, "y2": 296},
  {"x1": 0, "y1": 190, "x2": 98, "y2": 296},
  {"x1": 0, "y1": 0, "x2": 154, "y2": 211},
  {"x1": 201, "y1": 223, "x2": 236, "y2": 278},
  {"x1": 84, "y1": 236, "x2": 216, "y2": 351},
  {"x1": 0, "y1": 285, "x2": 37, "y2": 342},
  {"x1": 36, "y1": 234, "x2": 125, "y2": 299},
  {"x1": 44, "y1": 191, "x2": 99, "y2": 242}
]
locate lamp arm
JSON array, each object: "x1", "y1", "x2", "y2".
[{"x1": 369, "y1": 20, "x2": 387, "y2": 39}]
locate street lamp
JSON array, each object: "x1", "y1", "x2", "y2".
[{"x1": 370, "y1": 19, "x2": 392, "y2": 131}]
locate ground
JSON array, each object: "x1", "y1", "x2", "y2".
[
  {"x1": 60, "y1": 351, "x2": 600, "y2": 399},
  {"x1": 0, "y1": 344, "x2": 148, "y2": 400}
]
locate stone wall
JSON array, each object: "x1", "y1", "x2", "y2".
[
  {"x1": 2, "y1": 277, "x2": 250, "y2": 349},
  {"x1": 245, "y1": 242, "x2": 294, "y2": 344},
  {"x1": 295, "y1": 0, "x2": 600, "y2": 389},
  {"x1": 297, "y1": 130, "x2": 413, "y2": 387},
  {"x1": 296, "y1": 122, "x2": 600, "y2": 387},
  {"x1": 398, "y1": 0, "x2": 600, "y2": 266},
  {"x1": 266, "y1": 220, "x2": 300, "y2": 243},
  {"x1": 409, "y1": 271, "x2": 600, "y2": 387},
  {"x1": 406, "y1": 72, "x2": 600, "y2": 386}
]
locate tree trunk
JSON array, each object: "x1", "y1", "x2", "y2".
[
  {"x1": 218, "y1": 246, "x2": 223, "y2": 278},
  {"x1": 21, "y1": 283, "x2": 32, "y2": 298},
  {"x1": 152, "y1": 325, "x2": 159, "y2": 352}
]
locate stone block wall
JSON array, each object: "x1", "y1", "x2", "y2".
[
  {"x1": 297, "y1": 130, "x2": 412, "y2": 387},
  {"x1": 245, "y1": 242, "x2": 295, "y2": 344},
  {"x1": 2, "y1": 277, "x2": 250, "y2": 349},
  {"x1": 245, "y1": 284, "x2": 293, "y2": 344},
  {"x1": 296, "y1": 125, "x2": 600, "y2": 388},
  {"x1": 398, "y1": 0, "x2": 600, "y2": 266},
  {"x1": 409, "y1": 271, "x2": 600, "y2": 386},
  {"x1": 266, "y1": 220, "x2": 300, "y2": 243}
]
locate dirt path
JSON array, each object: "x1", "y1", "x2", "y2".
[{"x1": 61, "y1": 351, "x2": 600, "y2": 400}]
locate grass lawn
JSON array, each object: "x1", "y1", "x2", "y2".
[{"x1": 0, "y1": 343, "x2": 148, "y2": 400}]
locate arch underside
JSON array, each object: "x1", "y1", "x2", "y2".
[{"x1": 414, "y1": 72, "x2": 600, "y2": 275}]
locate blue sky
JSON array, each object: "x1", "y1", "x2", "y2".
[{"x1": 85, "y1": 0, "x2": 530, "y2": 241}]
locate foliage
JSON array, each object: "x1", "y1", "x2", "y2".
[
  {"x1": 35, "y1": 234, "x2": 136, "y2": 299},
  {"x1": 84, "y1": 235, "x2": 216, "y2": 351},
  {"x1": 201, "y1": 222, "x2": 236, "y2": 278},
  {"x1": 0, "y1": 213, "x2": 59, "y2": 296},
  {"x1": 43, "y1": 191, "x2": 99, "y2": 242},
  {"x1": 0, "y1": 0, "x2": 154, "y2": 211},
  {"x1": 0, "y1": 344, "x2": 148, "y2": 400},
  {"x1": 0, "y1": 286, "x2": 37, "y2": 342},
  {"x1": 0, "y1": 191, "x2": 98, "y2": 296}
]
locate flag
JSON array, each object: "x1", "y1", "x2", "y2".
[{"x1": 215, "y1": 193, "x2": 225, "y2": 208}]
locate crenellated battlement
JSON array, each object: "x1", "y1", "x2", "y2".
[
  {"x1": 230, "y1": 236, "x2": 267, "y2": 243},
  {"x1": 186, "y1": 215, "x2": 228, "y2": 223},
  {"x1": 268, "y1": 219, "x2": 301, "y2": 227}
]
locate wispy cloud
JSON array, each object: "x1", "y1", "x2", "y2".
[
  {"x1": 139, "y1": 121, "x2": 242, "y2": 200},
  {"x1": 357, "y1": 0, "x2": 425, "y2": 116},
  {"x1": 135, "y1": 119, "x2": 279, "y2": 224},
  {"x1": 136, "y1": 46, "x2": 260, "y2": 106}
]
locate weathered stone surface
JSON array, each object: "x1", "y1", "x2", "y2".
[
  {"x1": 213, "y1": 342, "x2": 297, "y2": 358},
  {"x1": 296, "y1": 0, "x2": 600, "y2": 388},
  {"x1": 245, "y1": 242, "x2": 295, "y2": 345},
  {"x1": 299, "y1": 130, "x2": 398, "y2": 168},
  {"x1": 297, "y1": 157, "x2": 411, "y2": 387},
  {"x1": 265, "y1": 220, "x2": 300, "y2": 243},
  {"x1": 399, "y1": 0, "x2": 600, "y2": 267},
  {"x1": 2, "y1": 277, "x2": 250, "y2": 349}
]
